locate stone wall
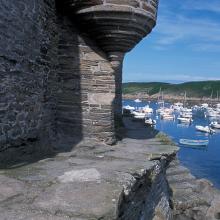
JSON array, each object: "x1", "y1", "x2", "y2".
[
  {"x1": 0, "y1": 0, "x2": 122, "y2": 150},
  {"x1": 0, "y1": 0, "x2": 158, "y2": 150},
  {"x1": 0, "y1": 0, "x2": 58, "y2": 150},
  {"x1": 117, "y1": 156, "x2": 173, "y2": 220},
  {"x1": 56, "y1": 16, "x2": 116, "y2": 144}
]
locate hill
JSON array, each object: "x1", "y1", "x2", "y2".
[{"x1": 122, "y1": 81, "x2": 220, "y2": 99}]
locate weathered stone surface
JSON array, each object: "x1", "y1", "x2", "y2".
[
  {"x1": 0, "y1": 119, "x2": 179, "y2": 220},
  {"x1": 0, "y1": 0, "x2": 58, "y2": 150},
  {"x1": 0, "y1": 0, "x2": 159, "y2": 148},
  {"x1": 167, "y1": 160, "x2": 220, "y2": 220},
  {"x1": 64, "y1": 0, "x2": 158, "y2": 54},
  {"x1": 0, "y1": 175, "x2": 25, "y2": 202},
  {"x1": 0, "y1": 118, "x2": 220, "y2": 220},
  {"x1": 58, "y1": 168, "x2": 101, "y2": 183},
  {"x1": 88, "y1": 93, "x2": 115, "y2": 105}
]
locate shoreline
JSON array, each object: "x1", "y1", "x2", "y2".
[{"x1": 123, "y1": 94, "x2": 220, "y2": 104}]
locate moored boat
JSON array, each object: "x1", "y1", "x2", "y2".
[
  {"x1": 210, "y1": 121, "x2": 220, "y2": 129},
  {"x1": 142, "y1": 105, "x2": 153, "y2": 114},
  {"x1": 173, "y1": 102, "x2": 183, "y2": 111},
  {"x1": 123, "y1": 105, "x2": 135, "y2": 116},
  {"x1": 145, "y1": 117, "x2": 156, "y2": 126},
  {"x1": 205, "y1": 109, "x2": 220, "y2": 118},
  {"x1": 161, "y1": 113, "x2": 175, "y2": 120},
  {"x1": 195, "y1": 125, "x2": 215, "y2": 134},
  {"x1": 132, "y1": 111, "x2": 146, "y2": 120},
  {"x1": 123, "y1": 105, "x2": 135, "y2": 111},
  {"x1": 179, "y1": 139, "x2": 209, "y2": 146},
  {"x1": 134, "y1": 98, "x2": 142, "y2": 103},
  {"x1": 133, "y1": 115, "x2": 146, "y2": 120},
  {"x1": 177, "y1": 117, "x2": 193, "y2": 123}
]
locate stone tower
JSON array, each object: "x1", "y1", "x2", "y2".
[
  {"x1": 0, "y1": 0, "x2": 158, "y2": 151},
  {"x1": 60, "y1": 0, "x2": 159, "y2": 143}
]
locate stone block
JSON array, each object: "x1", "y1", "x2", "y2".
[{"x1": 88, "y1": 93, "x2": 114, "y2": 105}]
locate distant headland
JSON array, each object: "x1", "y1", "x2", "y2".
[{"x1": 123, "y1": 80, "x2": 220, "y2": 101}]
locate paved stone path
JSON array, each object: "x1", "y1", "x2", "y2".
[
  {"x1": 0, "y1": 118, "x2": 219, "y2": 220},
  {"x1": 0, "y1": 118, "x2": 178, "y2": 220}
]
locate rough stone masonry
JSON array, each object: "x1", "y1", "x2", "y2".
[{"x1": 0, "y1": 0, "x2": 158, "y2": 150}]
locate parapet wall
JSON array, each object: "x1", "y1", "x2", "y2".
[{"x1": 0, "y1": 0, "x2": 158, "y2": 150}]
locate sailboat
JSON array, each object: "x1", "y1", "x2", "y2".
[
  {"x1": 195, "y1": 125, "x2": 215, "y2": 134},
  {"x1": 178, "y1": 91, "x2": 193, "y2": 123},
  {"x1": 157, "y1": 87, "x2": 164, "y2": 105},
  {"x1": 210, "y1": 121, "x2": 220, "y2": 129}
]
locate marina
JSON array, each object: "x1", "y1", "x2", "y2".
[{"x1": 123, "y1": 99, "x2": 220, "y2": 189}]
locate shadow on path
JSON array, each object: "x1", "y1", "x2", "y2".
[{"x1": 122, "y1": 117, "x2": 159, "y2": 140}]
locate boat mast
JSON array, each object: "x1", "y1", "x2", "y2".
[
  {"x1": 210, "y1": 90, "x2": 213, "y2": 106},
  {"x1": 158, "y1": 87, "x2": 161, "y2": 102},
  {"x1": 184, "y1": 91, "x2": 187, "y2": 108}
]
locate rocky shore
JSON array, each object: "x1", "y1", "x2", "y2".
[{"x1": 0, "y1": 118, "x2": 219, "y2": 220}]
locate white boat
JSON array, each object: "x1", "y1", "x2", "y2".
[
  {"x1": 210, "y1": 121, "x2": 220, "y2": 129},
  {"x1": 134, "y1": 99, "x2": 142, "y2": 103},
  {"x1": 173, "y1": 102, "x2": 183, "y2": 111},
  {"x1": 180, "y1": 112, "x2": 193, "y2": 118},
  {"x1": 134, "y1": 115, "x2": 145, "y2": 119},
  {"x1": 201, "y1": 103, "x2": 209, "y2": 109},
  {"x1": 138, "y1": 105, "x2": 154, "y2": 114},
  {"x1": 145, "y1": 117, "x2": 156, "y2": 126},
  {"x1": 195, "y1": 125, "x2": 215, "y2": 134},
  {"x1": 143, "y1": 105, "x2": 154, "y2": 113},
  {"x1": 157, "y1": 107, "x2": 174, "y2": 115},
  {"x1": 179, "y1": 139, "x2": 209, "y2": 146},
  {"x1": 161, "y1": 114, "x2": 175, "y2": 120},
  {"x1": 205, "y1": 110, "x2": 220, "y2": 118},
  {"x1": 132, "y1": 111, "x2": 146, "y2": 120},
  {"x1": 123, "y1": 105, "x2": 135, "y2": 111},
  {"x1": 177, "y1": 117, "x2": 193, "y2": 123},
  {"x1": 179, "y1": 108, "x2": 193, "y2": 119},
  {"x1": 132, "y1": 111, "x2": 146, "y2": 117}
]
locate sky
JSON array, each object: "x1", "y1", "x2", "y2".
[{"x1": 123, "y1": 0, "x2": 220, "y2": 83}]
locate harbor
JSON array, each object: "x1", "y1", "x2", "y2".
[{"x1": 123, "y1": 99, "x2": 220, "y2": 189}]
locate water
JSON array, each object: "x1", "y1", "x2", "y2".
[{"x1": 123, "y1": 99, "x2": 220, "y2": 189}]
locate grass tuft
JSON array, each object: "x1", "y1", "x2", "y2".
[{"x1": 155, "y1": 132, "x2": 176, "y2": 146}]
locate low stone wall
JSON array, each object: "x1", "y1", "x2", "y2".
[{"x1": 118, "y1": 156, "x2": 174, "y2": 220}]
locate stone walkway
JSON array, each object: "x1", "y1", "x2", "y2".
[{"x1": 0, "y1": 118, "x2": 219, "y2": 220}]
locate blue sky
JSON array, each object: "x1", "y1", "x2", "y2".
[{"x1": 123, "y1": 0, "x2": 220, "y2": 83}]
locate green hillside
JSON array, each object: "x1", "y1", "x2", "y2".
[{"x1": 122, "y1": 81, "x2": 220, "y2": 98}]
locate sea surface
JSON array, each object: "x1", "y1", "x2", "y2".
[{"x1": 123, "y1": 99, "x2": 220, "y2": 189}]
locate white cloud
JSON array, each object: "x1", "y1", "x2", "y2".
[
  {"x1": 193, "y1": 43, "x2": 220, "y2": 52},
  {"x1": 183, "y1": 0, "x2": 220, "y2": 13},
  {"x1": 153, "y1": 1, "x2": 220, "y2": 51}
]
